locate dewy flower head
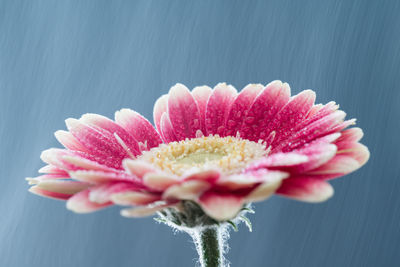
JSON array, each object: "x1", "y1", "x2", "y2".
[{"x1": 27, "y1": 81, "x2": 369, "y2": 223}]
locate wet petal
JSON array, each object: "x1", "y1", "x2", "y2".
[
  {"x1": 115, "y1": 109, "x2": 162, "y2": 150},
  {"x1": 66, "y1": 189, "x2": 111, "y2": 213},
  {"x1": 168, "y1": 84, "x2": 200, "y2": 140},
  {"x1": 153, "y1": 94, "x2": 169, "y2": 135},
  {"x1": 199, "y1": 191, "x2": 243, "y2": 221},
  {"x1": 241, "y1": 80, "x2": 290, "y2": 141},
  {"x1": 111, "y1": 191, "x2": 161, "y2": 206},
  {"x1": 277, "y1": 178, "x2": 334, "y2": 202},
  {"x1": 225, "y1": 84, "x2": 263, "y2": 137},
  {"x1": 192, "y1": 85, "x2": 212, "y2": 135},
  {"x1": 160, "y1": 113, "x2": 178, "y2": 143},
  {"x1": 205, "y1": 83, "x2": 237, "y2": 136}
]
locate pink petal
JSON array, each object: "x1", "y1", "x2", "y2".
[
  {"x1": 69, "y1": 170, "x2": 141, "y2": 184},
  {"x1": 111, "y1": 191, "x2": 161, "y2": 205},
  {"x1": 66, "y1": 189, "x2": 111, "y2": 213},
  {"x1": 183, "y1": 169, "x2": 221, "y2": 183},
  {"x1": 167, "y1": 84, "x2": 200, "y2": 140},
  {"x1": 40, "y1": 149, "x2": 84, "y2": 171},
  {"x1": 269, "y1": 90, "x2": 316, "y2": 148},
  {"x1": 65, "y1": 119, "x2": 129, "y2": 169},
  {"x1": 43, "y1": 148, "x2": 125, "y2": 173},
  {"x1": 88, "y1": 182, "x2": 140, "y2": 204},
  {"x1": 192, "y1": 85, "x2": 212, "y2": 135},
  {"x1": 199, "y1": 191, "x2": 244, "y2": 221},
  {"x1": 244, "y1": 171, "x2": 288, "y2": 202},
  {"x1": 142, "y1": 172, "x2": 180, "y2": 191},
  {"x1": 288, "y1": 143, "x2": 337, "y2": 173},
  {"x1": 115, "y1": 109, "x2": 162, "y2": 150},
  {"x1": 32, "y1": 180, "x2": 91, "y2": 195},
  {"x1": 304, "y1": 155, "x2": 361, "y2": 180},
  {"x1": 306, "y1": 104, "x2": 324, "y2": 118},
  {"x1": 335, "y1": 142, "x2": 369, "y2": 165},
  {"x1": 54, "y1": 130, "x2": 88, "y2": 152},
  {"x1": 29, "y1": 186, "x2": 73, "y2": 200},
  {"x1": 248, "y1": 153, "x2": 309, "y2": 170},
  {"x1": 62, "y1": 155, "x2": 120, "y2": 173},
  {"x1": 160, "y1": 113, "x2": 178, "y2": 143},
  {"x1": 205, "y1": 83, "x2": 237, "y2": 136},
  {"x1": 304, "y1": 101, "x2": 338, "y2": 124},
  {"x1": 240, "y1": 81, "x2": 291, "y2": 141},
  {"x1": 162, "y1": 180, "x2": 210, "y2": 200},
  {"x1": 26, "y1": 173, "x2": 69, "y2": 184},
  {"x1": 275, "y1": 110, "x2": 346, "y2": 152},
  {"x1": 38, "y1": 165, "x2": 69, "y2": 175},
  {"x1": 153, "y1": 94, "x2": 169, "y2": 135},
  {"x1": 218, "y1": 169, "x2": 287, "y2": 190},
  {"x1": 80, "y1": 114, "x2": 141, "y2": 156},
  {"x1": 224, "y1": 84, "x2": 264, "y2": 137},
  {"x1": 335, "y1": 127, "x2": 364, "y2": 144},
  {"x1": 277, "y1": 177, "x2": 334, "y2": 202},
  {"x1": 123, "y1": 159, "x2": 158, "y2": 178}
]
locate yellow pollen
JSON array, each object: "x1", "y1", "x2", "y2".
[{"x1": 138, "y1": 135, "x2": 268, "y2": 176}]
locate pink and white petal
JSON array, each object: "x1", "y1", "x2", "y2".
[
  {"x1": 303, "y1": 101, "x2": 338, "y2": 125},
  {"x1": 33, "y1": 180, "x2": 91, "y2": 195},
  {"x1": 80, "y1": 113, "x2": 141, "y2": 156},
  {"x1": 123, "y1": 159, "x2": 158, "y2": 178},
  {"x1": 220, "y1": 169, "x2": 288, "y2": 191},
  {"x1": 66, "y1": 189, "x2": 111, "y2": 213},
  {"x1": 167, "y1": 84, "x2": 201, "y2": 140},
  {"x1": 160, "y1": 113, "x2": 178, "y2": 143},
  {"x1": 248, "y1": 153, "x2": 308, "y2": 170},
  {"x1": 199, "y1": 191, "x2": 244, "y2": 221},
  {"x1": 153, "y1": 94, "x2": 169, "y2": 135},
  {"x1": 29, "y1": 186, "x2": 72, "y2": 200},
  {"x1": 245, "y1": 180, "x2": 282, "y2": 202},
  {"x1": 111, "y1": 191, "x2": 161, "y2": 206},
  {"x1": 329, "y1": 118, "x2": 357, "y2": 133},
  {"x1": 115, "y1": 109, "x2": 162, "y2": 150},
  {"x1": 55, "y1": 130, "x2": 88, "y2": 152},
  {"x1": 120, "y1": 203, "x2": 173, "y2": 218},
  {"x1": 276, "y1": 178, "x2": 334, "y2": 202},
  {"x1": 289, "y1": 143, "x2": 338, "y2": 173},
  {"x1": 275, "y1": 109, "x2": 345, "y2": 152},
  {"x1": 192, "y1": 85, "x2": 212, "y2": 135},
  {"x1": 182, "y1": 169, "x2": 221, "y2": 183},
  {"x1": 335, "y1": 127, "x2": 364, "y2": 145},
  {"x1": 163, "y1": 180, "x2": 210, "y2": 200},
  {"x1": 304, "y1": 155, "x2": 361, "y2": 180},
  {"x1": 306, "y1": 104, "x2": 324, "y2": 118},
  {"x1": 143, "y1": 172, "x2": 180, "y2": 191},
  {"x1": 26, "y1": 173, "x2": 69, "y2": 185},
  {"x1": 240, "y1": 81, "x2": 291, "y2": 141},
  {"x1": 205, "y1": 83, "x2": 237, "y2": 136},
  {"x1": 38, "y1": 165, "x2": 69, "y2": 175},
  {"x1": 336, "y1": 142, "x2": 370, "y2": 166},
  {"x1": 65, "y1": 119, "x2": 129, "y2": 169},
  {"x1": 69, "y1": 170, "x2": 141, "y2": 184},
  {"x1": 88, "y1": 182, "x2": 140, "y2": 204},
  {"x1": 40, "y1": 149, "x2": 83, "y2": 171},
  {"x1": 62, "y1": 155, "x2": 120, "y2": 173},
  {"x1": 269, "y1": 90, "x2": 316, "y2": 148},
  {"x1": 225, "y1": 84, "x2": 264, "y2": 137}
]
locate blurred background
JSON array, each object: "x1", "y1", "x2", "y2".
[{"x1": 1, "y1": 0, "x2": 399, "y2": 266}]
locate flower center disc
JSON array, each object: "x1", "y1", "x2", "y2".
[{"x1": 139, "y1": 135, "x2": 268, "y2": 175}]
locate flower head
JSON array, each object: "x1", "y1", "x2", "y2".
[{"x1": 27, "y1": 81, "x2": 369, "y2": 223}]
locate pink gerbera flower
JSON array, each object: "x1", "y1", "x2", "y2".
[{"x1": 27, "y1": 81, "x2": 369, "y2": 266}]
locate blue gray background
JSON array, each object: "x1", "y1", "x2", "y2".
[{"x1": 1, "y1": 1, "x2": 399, "y2": 266}]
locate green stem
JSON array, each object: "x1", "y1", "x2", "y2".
[{"x1": 192, "y1": 226, "x2": 225, "y2": 267}]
